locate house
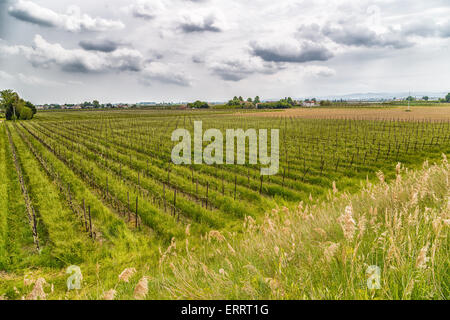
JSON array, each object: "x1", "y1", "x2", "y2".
[{"x1": 302, "y1": 101, "x2": 317, "y2": 107}]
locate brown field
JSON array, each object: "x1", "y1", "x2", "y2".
[{"x1": 238, "y1": 105, "x2": 450, "y2": 121}]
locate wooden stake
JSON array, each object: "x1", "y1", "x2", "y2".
[
  {"x1": 260, "y1": 175, "x2": 263, "y2": 194},
  {"x1": 206, "y1": 182, "x2": 209, "y2": 209},
  {"x1": 83, "y1": 199, "x2": 88, "y2": 231},
  {"x1": 135, "y1": 196, "x2": 138, "y2": 229},
  {"x1": 88, "y1": 205, "x2": 92, "y2": 238},
  {"x1": 127, "y1": 191, "x2": 130, "y2": 221},
  {"x1": 174, "y1": 190, "x2": 177, "y2": 220},
  {"x1": 163, "y1": 183, "x2": 167, "y2": 212},
  {"x1": 234, "y1": 175, "x2": 237, "y2": 200}
]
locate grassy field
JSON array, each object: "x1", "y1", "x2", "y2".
[
  {"x1": 243, "y1": 105, "x2": 450, "y2": 121},
  {"x1": 0, "y1": 108, "x2": 448, "y2": 300}
]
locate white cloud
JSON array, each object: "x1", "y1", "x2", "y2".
[
  {"x1": 140, "y1": 62, "x2": 192, "y2": 86},
  {"x1": 124, "y1": 0, "x2": 165, "y2": 20},
  {"x1": 301, "y1": 65, "x2": 336, "y2": 77},
  {"x1": 17, "y1": 73, "x2": 63, "y2": 86},
  {"x1": 206, "y1": 54, "x2": 281, "y2": 81},
  {"x1": 8, "y1": 0, "x2": 124, "y2": 32},
  {"x1": 1, "y1": 35, "x2": 192, "y2": 86},
  {"x1": 2, "y1": 35, "x2": 143, "y2": 73},
  {"x1": 0, "y1": 69, "x2": 63, "y2": 86},
  {"x1": 0, "y1": 70, "x2": 14, "y2": 81}
]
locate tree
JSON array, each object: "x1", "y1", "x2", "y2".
[
  {"x1": 406, "y1": 96, "x2": 415, "y2": 102},
  {"x1": 238, "y1": 96, "x2": 244, "y2": 102},
  {"x1": 227, "y1": 96, "x2": 241, "y2": 106},
  {"x1": 19, "y1": 107, "x2": 33, "y2": 120},
  {"x1": 422, "y1": 96, "x2": 429, "y2": 101},
  {"x1": 1, "y1": 89, "x2": 36, "y2": 120},
  {"x1": 247, "y1": 97, "x2": 253, "y2": 103},
  {"x1": 93, "y1": 100, "x2": 100, "y2": 108},
  {"x1": 254, "y1": 96, "x2": 260, "y2": 104},
  {"x1": 25, "y1": 101, "x2": 37, "y2": 114},
  {"x1": 1, "y1": 90, "x2": 18, "y2": 119},
  {"x1": 1, "y1": 90, "x2": 19, "y2": 120},
  {"x1": 187, "y1": 100, "x2": 209, "y2": 109},
  {"x1": 445, "y1": 93, "x2": 450, "y2": 103},
  {"x1": 258, "y1": 99, "x2": 292, "y2": 109}
]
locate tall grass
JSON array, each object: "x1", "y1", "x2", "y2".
[{"x1": 148, "y1": 156, "x2": 449, "y2": 300}]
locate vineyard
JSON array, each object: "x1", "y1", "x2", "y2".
[{"x1": 0, "y1": 109, "x2": 449, "y2": 299}]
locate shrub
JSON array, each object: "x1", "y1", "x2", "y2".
[
  {"x1": 188, "y1": 101, "x2": 209, "y2": 109},
  {"x1": 258, "y1": 101, "x2": 292, "y2": 109},
  {"x1": 19, "y1": 107, "x2": 33, "y2": 120},
  {"x1": 320, "y1": 100, "x2": 332, "y2": 106}
]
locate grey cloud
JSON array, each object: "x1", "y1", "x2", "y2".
[
  {"x1": 401, "y1": 21, "x2": 439, "y2": 37},
  {"x1": 401, "y1": 20, "x2": 450, "y2": 38},
  {"x1": 8, "y1": 5, "x2": 56, "y2": 27},
  {"x1": 179, "y1": 14, "x2": 221, "y2": 33},
  {"x1": 296, "y1": 24, "x2": 324, "y2": 42},
  {"x1": 8, "y1": 0, "x2": 124, "y2": 32},
  {"x1": 250, "y1": 41, "x2": 334, "y2": 63},
  {"x1": 208, "y1": 57, "x2": 280, "y2": 81},
  {"x1": 133, "y1": 11, "x2": 155, "y2": 20},
  {"x1": 192, "y1": 55, "x2": 204, "y2": 64},
  {"x1": 210, "y1": 62, "x2": 246, "y2": 81},
  {"x1": 144, "y1": 52, "x2": 164, "y2": 63},
  {"x1": 302, "y1": 18, "x2": 450, "y2": 50},
  {"x1": 79, "y1": 40, "x2": 120, "y2": 53},
  {"x1": 61, "y1": 61, "x2": 91, "y2": 73},
  {"x1": 439, "y1": 21, "x2": 450, "y2": 37},
  {"x1": 322, "y1": 24, "x2": 412, "y2": 49}
]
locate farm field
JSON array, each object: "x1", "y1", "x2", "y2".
[
  {"x1": 242, "y1": 105, "x2": 450, "y2": 121},
  {"x1": 0, "y1": 108, "x2": 449, "y2": 300}
]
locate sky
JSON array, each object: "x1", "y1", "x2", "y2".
[{"x1": 0, "y1": 0, "x2": 449, "y2": 104}]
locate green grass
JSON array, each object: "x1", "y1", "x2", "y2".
[
  {"x1": 7, "y1": 124, "x2": 96, "y2": 267},
  {"x1": 0, "y1": 123, "x2": 39, "y2": 272},
  {"x1": 0, "y1": 124, "x2": 8, "y2": 269}
]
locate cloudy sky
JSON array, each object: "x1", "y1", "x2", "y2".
[{"x1": 0, "y1": 0, "x2": 449, "y2": 104}]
